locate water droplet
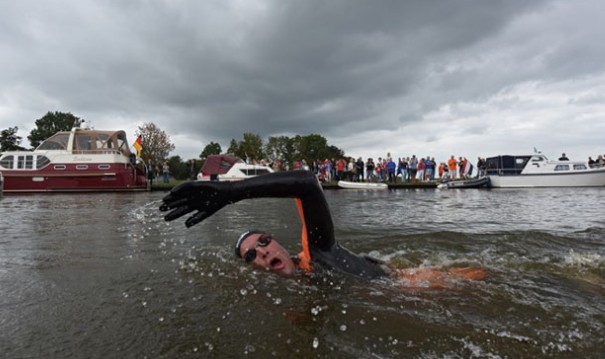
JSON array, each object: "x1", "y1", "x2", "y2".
[
  {"x1": 312, "y1": 337, "x2": 319, "y2": 349},
  {"x1": 340, "y1": 324, "x2": 347, "y2": 332}
]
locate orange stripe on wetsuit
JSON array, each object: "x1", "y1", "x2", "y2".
[{"x1": 295, "y1": 198, "x2": 312, "y2": 271}]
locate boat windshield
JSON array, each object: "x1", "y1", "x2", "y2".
[{"x1": 37, "y1": 133, "x2": 70, "y2": 150}]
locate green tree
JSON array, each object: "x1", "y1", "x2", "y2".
[
  {"x1": 137, "y1": 122, "x2": 175, "y2": 166},
  {"x1": 226, "y1": 138, "x2": 238, "y2": 156},
  {"x1": 265, "y1": 135, "x2": 295, "y2": 165},
  {"x1": 28, "y1": 111, "x2": 82, "y2": 148},
  {"x1": 227, "y1": 133, "x2": 264, "y2": 162},
  {"x1": 167, "y1": 155, "x2": 189, "y2": 180},
  {"x1": 239, "y1": 133, "x2": 264, "y2": 162},
  {"x1": 292, "y1": 134, "x2": 344, "y2": 165},
  {"x1": 199, "y1": 141, "x2": 222, "y2": 160},
  {"x1": 0, "y1": 126, "x2": 27, "y2": 152}
]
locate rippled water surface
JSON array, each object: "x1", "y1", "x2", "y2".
[{"x1": 1, "y1": 187, "x2": 604, "y2": 358}]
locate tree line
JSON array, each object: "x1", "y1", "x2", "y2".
[{"x1": 1, "y1": 111, "x2": 346, "y2": 180}]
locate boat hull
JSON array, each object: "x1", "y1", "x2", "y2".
[
  {"x1": 1, "y1": 164, "x2": 147, "y2": 193},
  {"x1": 439, "y1": 176, "x2": 489, "y2": 189},
  {"x1": 338, "y1": 180, "x2": 388, "y2": 190},
  {"x1": 488, "y1": 170, "x2": 605, "y2": 188}
]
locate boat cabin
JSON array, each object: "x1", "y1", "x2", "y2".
[{"x1": 485, "y1": 155, "x2": 532, "y2": 176}]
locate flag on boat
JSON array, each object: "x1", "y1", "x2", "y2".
[
  {"x1": 133, "y1": 135, "x2": 143, "y2": 157},
  {"x1": 461, "y1": 159, "x2": 473, "y2": 177}
]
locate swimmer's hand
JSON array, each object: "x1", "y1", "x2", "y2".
[{"x1": 159, "y1": 181, "x2": 233, "y2": 227}]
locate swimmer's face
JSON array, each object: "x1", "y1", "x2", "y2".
[{"x1": 238, "y1": 233, "x2": 297, "y2": 276}]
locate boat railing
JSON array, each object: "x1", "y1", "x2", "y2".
[
  {"x1": 72, "y1": 150, "x2": 124, "y2": 156},
  {"x1": 485, "y1": 168, "x2": 524, "y2": 176}
]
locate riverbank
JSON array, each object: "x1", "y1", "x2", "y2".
[{"x1": 150, "y1": 180, "x2": 438, "y2": 191}]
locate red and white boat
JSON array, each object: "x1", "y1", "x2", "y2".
[
  {"x1": 197, "y1": 154, "x2": 273, "y2": 181},
  {"x1": 0, "y1": 123, "x2": 148, "y2": 193}
]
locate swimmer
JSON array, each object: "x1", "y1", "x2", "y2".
[{"x1": 160, "y1": 170, "x2": 486, "y2": 287}]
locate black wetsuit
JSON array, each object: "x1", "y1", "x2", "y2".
[{"x1": 160, "y1": 170, "x2": 387, "y2": 278}]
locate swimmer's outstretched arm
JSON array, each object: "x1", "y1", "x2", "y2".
[{"x1": 160, "y1": 170, "x2": 335, "y2": 251}]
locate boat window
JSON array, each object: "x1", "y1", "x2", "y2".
[
  {"x1": 54, "y1": 165, "x2": 66, "y2": 170},
  {"x1": 530, "y1": 156, "x2": 544, "y2": 162},
  {"x1": 0, "y1": 155, "x2": 14, "y2": 169},
  {"x1": 573, "y1": 164, "x2": 587, "y2": 170},
  {"x1": 554, "y1": 165, "x2": 570, "y2": 171},
  {"x1": 76, "y1": 134, "x2": 92, "y2": 150},
  {"x1": 96, "y1": 134, "x2": 114, "y2": 149},
  {"x1": 115, "y1": 132, "x2": 128, "y2": 152},
  {"x1": 36, "y1": 156, "x2": 51, "y2": 169},
  {"x1": 76, "y1": 165, "x2": 89, "y2": 170},
  {"x1": 221, "y1": 160, "x2": 232, "y2": 170},
  {"x1": 37, "y1": 133, "x2": 70, "y2": 150},
  {"x1": 250, "y1": 169, "x2": 271, "y2": 176},
  {"x1": 15, "y1": 155, "x2": 35, "y2": 169},
  {"x1": 98, "y1": 164, "x2": 111, "y2": 170}
]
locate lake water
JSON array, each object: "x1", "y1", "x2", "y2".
[{"x1": 1, "y1": 187, "x2": 604, "y2": 358}]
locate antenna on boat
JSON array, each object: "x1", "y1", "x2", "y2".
[{"x1": 533, "y1": 147, "x2": 542, "y2": 154}]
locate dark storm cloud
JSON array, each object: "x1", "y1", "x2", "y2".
[{"x1": 1, "y1": 0, "x2": 603, "y2": 161}]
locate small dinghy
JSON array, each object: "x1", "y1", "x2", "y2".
[{"x1": 337, "y1": 180, "x2": 388, "y2": 190}]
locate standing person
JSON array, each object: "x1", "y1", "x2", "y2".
[
  {"x1": 424, "y1": 157, "x2": 434, "y2": 181},
  {"x1": 476, "y1": 157, "x2": 486, "y2": 177},
  {"x1": 386, "y1": 157, "x2": 396, "y2": 183},
  {"x1": 162, "y1": 161, "x2": 170, "y2": 184},
  {"x1": 147, "y1": 163, "x2": 155, "y2": 186},
  {"x1": 447, "y1": 156, "x2": 458, "y2": 180},
  {"x1": 366, "y1": 158, "x2": 375, "y2": 181},
  {"x1": 323, "y1": 159, "x2": 332, "y2": 182},
  {"x1": 355, "y1": 157, "x2": 365, "y2": 182},
  {"x1": 375, "y1": 159, "x2": 383, "y2": 182},
  {"x1": 559, "y1": 153, "x2": 569, "y2": 161},
  {"x1": 416, "y1": 158, "x2": 426, "y2": 182},
  {"x1": 409, "y1": 155, "x2": 418, "y2": 182},
  {"x1": 336, "y1": 158, "x2": 346, "y2": 181},
  {"x1": 396, "y1": 158, "x2": 405, "y2": 181}
]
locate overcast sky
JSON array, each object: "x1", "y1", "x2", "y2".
[{"x1": 2, "y1": 0, "x2": 604, "y2": 164}]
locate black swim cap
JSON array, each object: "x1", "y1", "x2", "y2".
[{"x1": 235, "y1": 230, "x2": 265, "y2": 258}]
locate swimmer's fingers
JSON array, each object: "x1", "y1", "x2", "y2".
[
  {"x1": 164, "y1": 206, "x2": 194, "y2": 222},
  {"x1": 185, "y1": 211, "x2": 210, "y2": 227},
  {"x1": 159, "y1": 197, "x2": 189, "y2": 211}
]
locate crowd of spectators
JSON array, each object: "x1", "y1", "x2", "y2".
[{"x1": 287, "y1": 153, "x2": 488, "y2": 184}]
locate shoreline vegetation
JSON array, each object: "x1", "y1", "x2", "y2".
[{"x1": 150, "y1": 179, "x2": 439, "y2": 191}]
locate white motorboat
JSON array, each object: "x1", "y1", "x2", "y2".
[
  {"x1": 197, "y1": 154, "x2": 273, "y2": 181},
  {"x1": 337, "y1": 180, "x2": 388, "y2": 190},
  {"x1": 485, "y1": 153, "x2": 605, "y2": 188}
]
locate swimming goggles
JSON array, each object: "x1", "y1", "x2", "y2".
[{"x1": 243, "y1": 234, "x2": 273, "y2": 263}]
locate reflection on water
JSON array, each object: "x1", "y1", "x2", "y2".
[{"x1": 1, "y1": 188, "x2": 604, "y2": 358}]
